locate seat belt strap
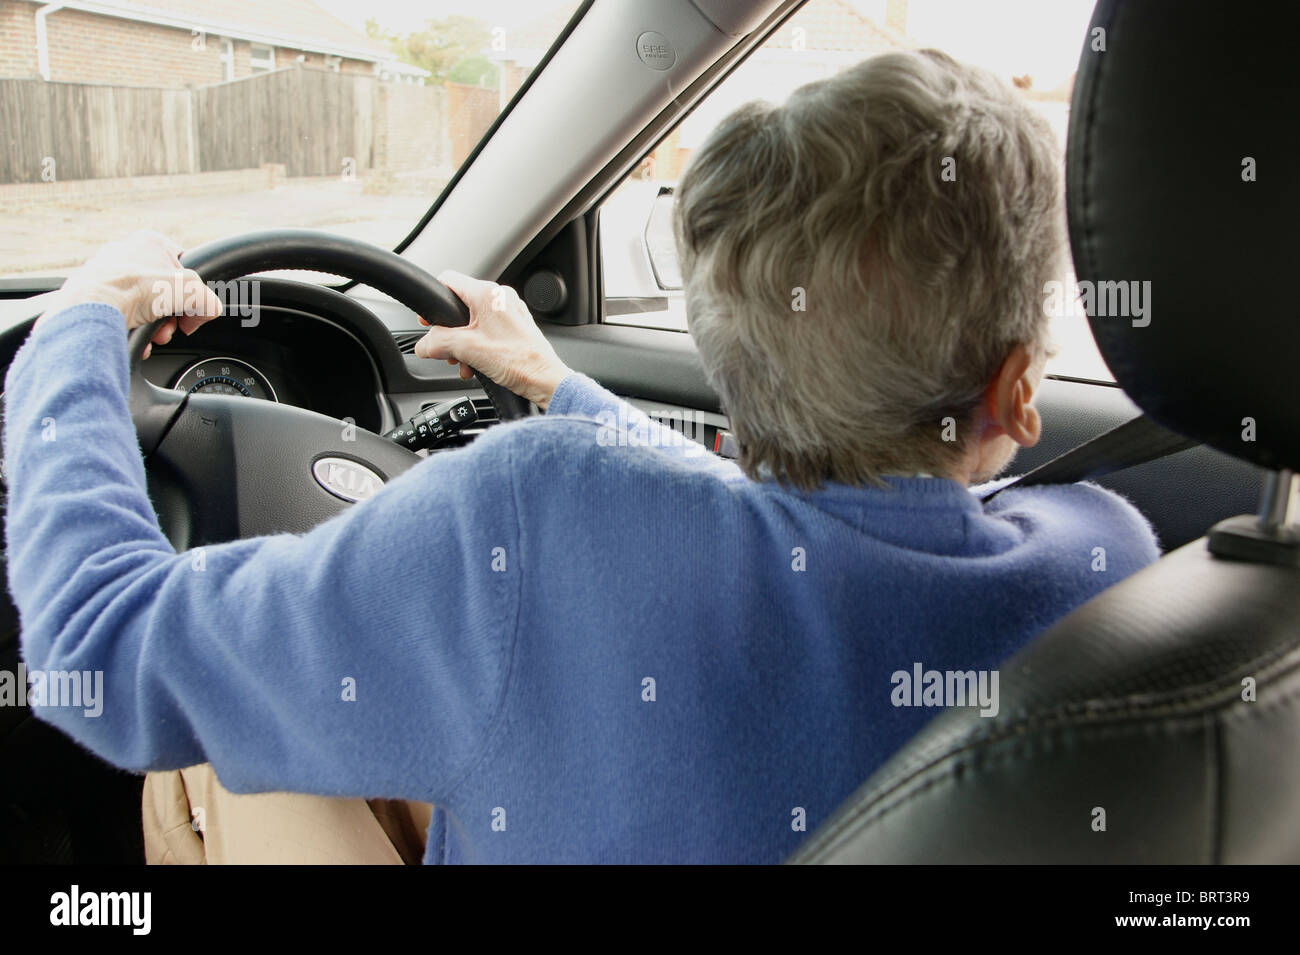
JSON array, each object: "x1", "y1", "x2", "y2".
[{"x1": 981, "y1": 413, "x2": 1200, "y2": 502}]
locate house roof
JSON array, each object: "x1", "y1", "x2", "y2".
[
  {"x1": 763, "y1": 0, "x2": 908, "y2": 53},
  {"x1": 24, "y1": 0, "x2": 394, "y2": 62}
]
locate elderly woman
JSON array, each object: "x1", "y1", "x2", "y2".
[{"x1": 4, "y1": 51, "x2": 1156, "y2": 865}]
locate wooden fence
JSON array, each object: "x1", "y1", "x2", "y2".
[
  {"x1": 0, "y1": 67, "x2": 499, "y2": 186},
  {"x1": 193, "y1": 68, "x2": 376, "y2": 178},
  {"x1": 0, "y1": 79, "x2": 192, "y2": 183}
]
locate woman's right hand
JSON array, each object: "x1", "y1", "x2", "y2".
[{"x1": 415, "y1": 270, "x2": 573, "y2": 411}]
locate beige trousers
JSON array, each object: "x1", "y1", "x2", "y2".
[{"x1": 142, "y1": 765, "x2": 432, "y2": 865}]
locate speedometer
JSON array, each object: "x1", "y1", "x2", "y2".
[{"x1": 172, "y1": 358, "x2": 278, "y2": 402}]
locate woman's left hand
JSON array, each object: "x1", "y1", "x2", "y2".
[{"x1": 35, "y1": 231, "x2": 225, "y2": 358}]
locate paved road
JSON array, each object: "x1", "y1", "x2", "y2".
[{"x1": 0, "y1": 177, "x2": 430, "y2": 279}]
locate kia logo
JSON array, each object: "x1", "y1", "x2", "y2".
[{"x1": 312, "y1": 457, "x2": 384, "y2": 503}]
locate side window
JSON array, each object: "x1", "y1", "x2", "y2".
[
  {"x1": 598, "y1": 0, "x2": 1111, "y2": 381},
  {"x1": 602, "y1": 175, "x2": 685, "y2": 330},
  {"x1": 250, "y1": 44, "x2": 276, "y2": 73},
  {"x1": 599, "y1": 14, "x2": 856, "y2": 333}
]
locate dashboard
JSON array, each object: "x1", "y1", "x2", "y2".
[
  {"x1": 171, "y1": 356, "x2": 278, "y2": 402},
  {"x1": 0, "y1": 280, "x2": 517, "y2": 468},
  {"x1": 141, "y1": 304, "x2": 388, "y2": 433}
]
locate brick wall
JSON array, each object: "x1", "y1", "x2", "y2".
[
  {"x1": 281, "y1": 49, "x2": 373, "y2": 76},
  {"x1": 374, "y1": 81, "x2": 449, "y2": 175},
  {"x1": 45, "y1": 8, "x2": 226, "y2": 85},
  {"x1": 446, "y1": 81, "x2": 499, "y2": 170},
  {"x1": 0, "y1": 1, "x2": 37, "y2": 78},
  {"x1": 0, "y1": 1, "x2": 378, "y2": 86},
  {"x1": 646, "y1": 126, "x2": 688, "y2": 181}
]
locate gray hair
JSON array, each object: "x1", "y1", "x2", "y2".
[{"x1": 674, "y1": 49, "x2": 1065, "y2": 488}]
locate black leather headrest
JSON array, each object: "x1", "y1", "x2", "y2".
[{"x1": 1067, "y1": 0, "x2": 1299, "y2": 472}]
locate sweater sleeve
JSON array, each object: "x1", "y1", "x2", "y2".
[
  {"x1": 547, "y1": 371, "x2": 742, "y2": 479},
  {"x1": 2, "y1": 303, "x2": 520, "y2": 803}
]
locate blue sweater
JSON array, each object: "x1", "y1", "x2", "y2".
[{"x1": 3, "y1": 304, "x2": 1159, "y2": 863}]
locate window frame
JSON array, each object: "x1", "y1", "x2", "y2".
[
  {"x1": 220, "y1": 38, "x2": 235, "y2": 82},
  {"x1": 249, "y1": 44, "x2": 276, "y2": 73}
]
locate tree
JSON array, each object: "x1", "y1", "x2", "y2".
[
  {"x1": 447, "y1": 55, "x2": 500, "y2": 87},
  {"x1": 367, "y1": 15, "x2": 500, "y2": 87}
]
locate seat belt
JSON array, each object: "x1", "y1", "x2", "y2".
[{"x1": 981, "y1": 414, "x2": 1200, "y2": 502}]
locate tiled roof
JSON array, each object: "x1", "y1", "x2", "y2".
[{"x1": 763, "y1": 0, "x2": 907, "y2": 53}]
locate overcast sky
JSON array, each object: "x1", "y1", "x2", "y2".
[
  {"x1": 887, "y1": 0, "x2": 1097, "y2": 87},
  {"x1": 316, "y1": 0, "x2": 1098, "y2": 88}
]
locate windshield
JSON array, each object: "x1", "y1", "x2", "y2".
[{"x1": 0, "y1": 0, "x2": 580, "y2": 280}]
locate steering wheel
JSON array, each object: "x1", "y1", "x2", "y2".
[{"x1": 117, "y1": 229, "x2": 532, "y2": 545}]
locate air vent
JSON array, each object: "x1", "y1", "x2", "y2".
[
  {"x1": 471, "y1": 396, "x2": 500, "y2": 426},
  {"x1": 648, "y1": 410, "x2": 716, "y2": 450},
  {"x1": 394, "y1": 332, "x2": 423, "y2": 354},
  {"x1": 649, "y1": 411, "x2": 701, "y2": 438}
]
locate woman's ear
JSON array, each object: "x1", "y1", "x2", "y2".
[{"x1": 983, "y1": 343, "x2": 1043, "y2": 449}]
